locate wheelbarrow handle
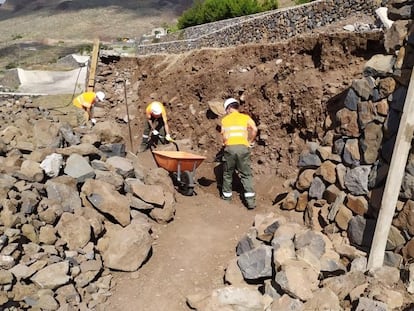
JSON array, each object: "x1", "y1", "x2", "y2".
[
  {"x1": 172, "y1": 141, "x2": 179, "y2": 151},
  {"x1": 147, "y1": 133, "x2": 179, "y2": 151}
]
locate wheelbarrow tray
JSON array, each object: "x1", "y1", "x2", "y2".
[{"x1": 152, "y1": 150, "x2": 206, "y2": 172}]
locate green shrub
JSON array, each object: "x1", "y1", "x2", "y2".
[
  {"x1": 78, "y1": 44, "x2": 92, "y2": 55},
  {"x1": 6, "y1": 62, "x2": 18, "y2": 69},
  {"x1": 12, "y1": 34, "x2": 23, "y2": 40},
  {"x1": 162, "y1": 23, "x2": 179, "y2": 33},
  {"x1": 177, "y1": 0, "x2": 278, "y2": 29},
  {"x1": 294, "y1": 0, "x2": 312, "y2": 4}
]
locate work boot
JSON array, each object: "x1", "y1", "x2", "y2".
[
  {"x1": 221, "y1": 195, "x2": 232, "y2": 202},
  {"x1": 245, "y1": 197, "x2": 256, "y2": 209}
]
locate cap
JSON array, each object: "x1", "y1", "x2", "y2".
[
  {"x1": 224, "y1": 98, "x2": 238, "y2": 110},
  {"x1": 151, "y1": 101, "x2": 163, "y2": 115},
  {"x1": 96, "y1": 91, "x2": 105, "y2": 101}
]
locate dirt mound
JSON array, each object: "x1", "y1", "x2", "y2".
[{"x1": 108, "y1": 30, "x2": 384, "y2": 181}]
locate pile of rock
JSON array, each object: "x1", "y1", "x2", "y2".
[
  {"x1": 188, "y1": 213, "x2": 410, "y2": 310},
  {"x1": 187, "y1": 1, "x2": 414, "y2": 310},
  {"x1": 0, "y1": 96, "x2": 177, "y2": 310}
]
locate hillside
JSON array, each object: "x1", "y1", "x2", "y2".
[
  {"x1": 0, "y1": 0, "x2": 194, "y2": 74},
  {"x1": 0, "y1": 0, "x2": 297, "y2": 74}
]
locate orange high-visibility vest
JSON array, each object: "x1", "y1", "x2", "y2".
[
  {"x1": 73, "y1": 92, "x2": 96, "y2": 109},
  {"x1": 145, "y1": 102, "x2": 168, "y2": 121},
  {"x1": 221, "y1": 111, "x2": 254, "y2": 147}
]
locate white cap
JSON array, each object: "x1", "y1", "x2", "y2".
[
  {"x1": 151, "y1": 101, "x2": 162, "y2": 115},
  {"x1": 96, "y1": 91, "x2": 105, "y2": 101},
  {"x1": 224, "y1": 98, "x2": 238, "y2": 110}
]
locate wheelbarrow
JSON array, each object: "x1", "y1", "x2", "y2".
[{"x1": 152, "y1": 149, "x2": 206, "y2": 196}]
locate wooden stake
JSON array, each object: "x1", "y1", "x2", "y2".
[
  {"x1": 87, "y1": 38, "x2": 100, "y2": 92},
  {"x1": 124, "y1": 79, "x2": 134, "y2": 152},
  {"x1": 368, "y1": 69, "x2": 414, "y2": 269}
]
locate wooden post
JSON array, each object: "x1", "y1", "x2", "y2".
[
  {"x1": 123, "y1": 79, "x2": 134, "y2": 152},
  {"x1": 87, "y1": 38, "x2": 100, "y2": 92},
  {"x1": 367, "y1": 69, "x2": 414, "y2": 270}
]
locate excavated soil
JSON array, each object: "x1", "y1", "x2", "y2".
[
  {"x1": 101, "y1": 24, "x2": 386, "y2": 310},
  {"x1": 104, "y1": 27, "x2": 385, "y2": 194}
]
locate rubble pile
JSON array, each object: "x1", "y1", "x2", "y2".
[{"x1": 0, "y1": 97, "x2": 178, "y2": 310}]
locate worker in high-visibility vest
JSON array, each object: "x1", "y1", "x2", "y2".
[
  {"x1": 72, "y1": 91, "x2": 105, "y2": 125},
  {"x1": 220, "y1": 98, "x2": 258, "y2": 209},
  {"x1": 138, "y1": 101, "x2": 173, "y2": 152}
]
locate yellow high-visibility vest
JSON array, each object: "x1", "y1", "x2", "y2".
[
  {"x1": 73, "y1": 92, "x2": 96, "y2": 109},
  {"x1": 221, "y1": 111, "x2": 253, "y2": 146}
]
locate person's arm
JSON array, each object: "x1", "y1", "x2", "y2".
[
  {"x1": 247, "y1": 119, "x2": 258, "y2": 144},
  {"x1": 85, "y1": 106, "x2": 92, "y2": 120},
  {"x1": 146, "y1": 111, "x2": 155, "y2": 131},
  {"x1": 220, "y1": 123, "x2": 226, "y2": 146},
  {"x1": 163, "y1": 116, "x2": 170, "y2": 136}
]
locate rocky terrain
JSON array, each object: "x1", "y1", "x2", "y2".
[{"x1": 2, "y1": 0, "x2": 414, "y2": 310}]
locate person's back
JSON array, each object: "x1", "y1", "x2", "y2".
[
  {"x1": 138, "y1": 100, "x2": 172, "y2": 152},
  {"x1": 72, "y1": 91, "x2": 96, "y2": 109},
  {"x1": 221, "y1": 110, "x2": 251, "y2": 147},
  {"x1": 220, "y1": 98, "x2": 257, "y2": 209},
  {"x1": 72, "y1": 91, "x2": 105, "y2": 125}
]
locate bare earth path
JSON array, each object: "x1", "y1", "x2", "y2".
[
  {"x1": 105, "y1": 152, "x2": 290, "y2": 310},
  {"x1": 107, "y1": 192, "x2": 255, "y2": 310}
]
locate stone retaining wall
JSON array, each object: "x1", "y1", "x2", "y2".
[{"x1": 136, "y1": 0, "x2": 384, "y2": 55}]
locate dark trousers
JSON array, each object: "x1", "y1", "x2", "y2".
[
  {"x1": 222, "y1": 145, "x2": 255, "y2": 199},
  {"x1": 141, "y1": 117, "x2": 166, "y2": 147}
]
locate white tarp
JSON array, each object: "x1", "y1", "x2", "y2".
[
  {"x1": 17, "y1": 67, "x2": 88, "y2": 95},
  {"x1": 15, "y1": 54, "x2": 90, "y2": 95}
]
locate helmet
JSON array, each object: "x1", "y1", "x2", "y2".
[
  {"x1": 150, "y1": 101, "x2": 163, "y2": 115},
  {"x1": 224, "y1": 98, "x2": 238, "y2": 110},
  {"x1": 96, "y1": 91, "x2": 105, "y2": 101}
]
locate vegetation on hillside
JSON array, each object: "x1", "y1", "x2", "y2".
[
  {"x1": 294, "y1": 0, "x2": 312, "y2": 4},
  {"x1": 177, "y1": 0, "x2": 279, "y2": 29},
  {"x1": 177, "y1": 0, "x2": 315, "y2": 29}
]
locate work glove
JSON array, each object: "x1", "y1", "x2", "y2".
[
  {"x1": 152, "y1": 129, "x2": 159, "y2": 136},
  {"x1": 165, "y1": 134, "x2": 173, "y2": 142},
  {"x1": 91, "y1": 118, "x2": 97, "y2": 125}
]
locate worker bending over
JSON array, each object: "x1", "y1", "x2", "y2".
[
  {"x1": 72, "y1": 91, "x2": 105, "y2": 125},
  {"x1": 220, "y1": 97, "x2": 258, "y2": 209},
  {"x1": 139, "y1": 101, "x2": 173, "y2": 152}
]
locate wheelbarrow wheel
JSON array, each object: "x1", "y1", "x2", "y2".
[{"x1": 179, "y1": 171, "x2": 194, "y2": 196}]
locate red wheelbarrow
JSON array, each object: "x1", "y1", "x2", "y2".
[{"x1": 152, "y1": 150, "x2": 206, "y2": 196}]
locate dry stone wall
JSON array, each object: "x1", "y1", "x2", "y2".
[
  {"x1": 136, "y1": 0, "x2": 386, "y2": 55},
  {"x1": 277, "y1": 0, "x2": 414, "y2": 262}
]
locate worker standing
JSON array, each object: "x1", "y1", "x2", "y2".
[
  {"x1": 138, "y1": 101, "x2": 173, "y2": 152},
  {"x1": 72, "y1": 91, "x2": 105, "y2": 125},
  {"x1": 220, "y1": 98, "x2": 258, "y2": 209}
]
